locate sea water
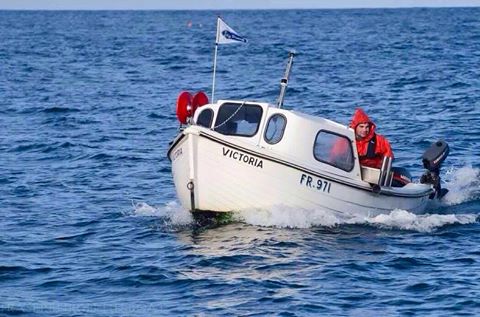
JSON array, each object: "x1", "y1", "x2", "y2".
[{"x1": 1, "y1": 8, "x2": 480, "y2": 316}]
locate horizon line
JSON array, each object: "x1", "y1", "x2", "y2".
[{"x1": 0, "y1": 5, "x2": 479, "y2": 11}]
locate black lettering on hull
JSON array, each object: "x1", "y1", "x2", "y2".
[
  {"x1": 222, "y1": 147, "x2": 264, "y2": 169},
  {"x1": 300, "y1": 173, "x2": 332, "y2": 194}
]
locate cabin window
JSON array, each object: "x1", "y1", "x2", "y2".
[
  {"x1": 314, "y1": 131, "x2": 354, "y2": 172},
  {"x1": 214, "y1": 103, "x2": 263, "y2": 137},
  {"x1": 196, "y1": 108, "x2": 213, "y2": 128},
  {"x1": 264, "y1": 114, "x2": 286, "y2": 144}
]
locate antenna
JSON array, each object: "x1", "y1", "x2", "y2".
[{"x1": 277, "y1": 51, "x2": 295, "y2": 109}]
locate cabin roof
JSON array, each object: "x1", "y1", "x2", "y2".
[{"x1": 215, "y1": 99, "x2": 351, "y2": 131}]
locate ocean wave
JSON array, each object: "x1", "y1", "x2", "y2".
[
  {"x1": 0, "y1": 265, "x2": 52, "y2": 280},
  {"x1": 42, "y1": 106, "x2": 80, "y2": 113},
  {"x1": 148, "y1": 112, "x2": 171, "y2": 119},
  {"x1": 10, "y1": 141, "x2": 92, "y2": 154},
  {"x1": 132, "y1": 201, "x2": 478, "y2": 233}
]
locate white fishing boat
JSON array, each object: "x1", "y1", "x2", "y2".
[
  {"x1": 168, "y1": 53, "x2": 449, "y2": 217},
  {"x1": 167, "y1": 20, "x2": 449, "y2": 217}
]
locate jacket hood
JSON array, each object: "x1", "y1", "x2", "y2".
[{"x1": 349, "y1": 108, "x2": 376, "y2": 139}]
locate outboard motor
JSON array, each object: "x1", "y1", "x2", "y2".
[{"x1": 420, "y1": 140, "x2": 449, "y2": 199}]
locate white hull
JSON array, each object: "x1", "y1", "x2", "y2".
[{"x1": 169, "y1": 127, "x2": 431, "y2": 216}]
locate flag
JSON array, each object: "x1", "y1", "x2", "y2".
[{"x1": 216, "y1": 17, "x2": 247, "y2": 45}]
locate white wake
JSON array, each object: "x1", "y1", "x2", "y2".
[
  {"x1": 442, "y1": 166, "x2": 480, "y2": 205},
  {"x1": 235, "y1": 206, "x2": 478, "y2": 232}
]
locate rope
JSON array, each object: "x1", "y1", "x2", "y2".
[{"x1": 213, "y1": 101, "x2": 246, "y2": 130}]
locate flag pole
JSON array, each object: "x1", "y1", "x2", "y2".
[
  {"x1": 211, "y1": 17, "x2": 220, "y2": 102},
  {"x1": 212, "y1": 43, "x2": 218, "y2": 102}
]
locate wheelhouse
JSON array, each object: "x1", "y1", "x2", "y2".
[{"x1": 193, "y1": 100, "x2": 366, "y2": 182}]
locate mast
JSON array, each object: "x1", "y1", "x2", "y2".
[{"x1": 277, "y1": 51, "x2": 295, "y2": 108}]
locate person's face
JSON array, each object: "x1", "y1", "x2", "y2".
[{"x1": 355, "y1": 123, "x2": 370, "y2": 139}]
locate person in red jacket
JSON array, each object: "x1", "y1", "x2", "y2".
[{"x1": 350, "y1": 108, "x2": 393, "y2": 169}]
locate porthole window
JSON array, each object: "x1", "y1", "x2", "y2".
[
  {"x1": 264, "y1": 114, "x2": 287, "y2": 144},
  {"x1": 314, "y1": 130, "x2": 354, "y2": 171},
  {"x1": 196, "y1": 108, "x2": 213, "y2": 128}
]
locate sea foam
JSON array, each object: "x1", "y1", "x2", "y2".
[
  {"x1": 132, "y1": 201, "x2": 193, "y2": 226},
  {"x1": 442, "y1": 166, "x2": 480, "y2": 205},
  {"x1": 235, "y1": 206, "x2": 478, "y2": 232}
]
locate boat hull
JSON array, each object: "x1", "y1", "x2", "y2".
[{"x1": 169, "y1": 128, "x2": 431, "y2": 216}]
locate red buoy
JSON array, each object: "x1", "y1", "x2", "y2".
[
  {"x1": 192, "y1": 91, "x2": 209, "y2": 109},
  {"x1": 176, "y1": 91, "x2": 193, "y2": 124}
]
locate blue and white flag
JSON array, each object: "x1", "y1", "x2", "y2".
[{"x1": 216, "y1": 17, "x2": 247, "y2": 44}]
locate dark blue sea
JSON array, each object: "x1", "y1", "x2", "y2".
[{"x1": 1, "y1": 8, "x2": 480, "y2": 316}]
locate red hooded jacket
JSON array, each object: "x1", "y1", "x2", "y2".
[{"x1": 350, "y1": 108, "x2": 393, "y2": 169}]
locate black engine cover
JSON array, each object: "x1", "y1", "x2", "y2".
[{"x1": 422, "y1": 140, "x2": 449, "y2": 172}]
